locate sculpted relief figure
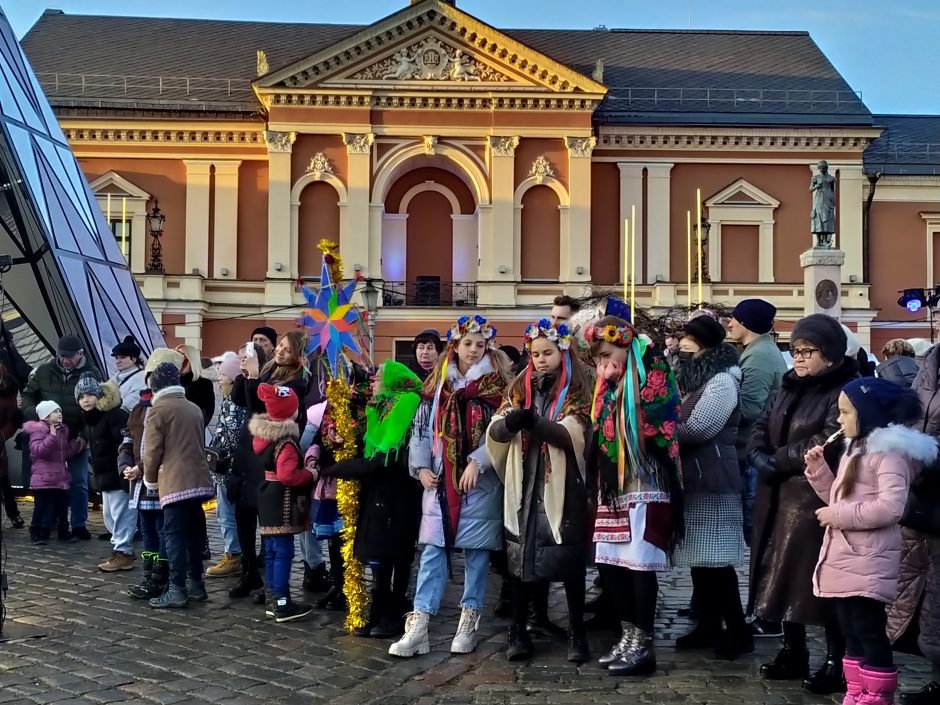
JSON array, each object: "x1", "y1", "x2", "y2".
[
  {"x1": 383, "y1": 49, "x2": 417, "y2": 80},
  {"x1": 810, "y1": 160, "x2": 837, "y2": 248},
  {"x1": 449, "y1": 50, "x2": 481, "y2": 82}
]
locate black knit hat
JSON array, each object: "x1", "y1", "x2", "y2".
[
  {"x1": 74, "y1": 373, "x2": 103, "y2": 401},
  {"x1": 251, "y1": 326, "x2": 278, "y2": 348},
  {"x1": 791, "y1": 314, "x2": 847, "y2": 364},
  {"x1": 732, "y1": 299, "x2": 777, "y2": 335},
  {"x1": 149, "y1": 362, "x2": 181, "y2": 392},
  {"x1": 111, "y1": 335, "x2": 141, "y2": 359},
  {"x1": 683, "y1": 315, "x2": 727, "y2": 349}
]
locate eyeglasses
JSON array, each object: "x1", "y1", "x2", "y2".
[{"x1": 790, "y1": 347, "x2": 820, "y2": 360}]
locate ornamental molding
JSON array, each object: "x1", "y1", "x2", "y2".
[
  {"x1": 265, "y1": 92, "x2": 601, "y2": 112},
  {"x1": 61, "y1": 127, "x2": 265, "y2": 145},
  {"x1": 423, "y1": 135, "x2": 438, "y2": 155},
  {"x1": 254, "y1": 4, "x2": 606, "y2": 95},
  {"x1": 263, "y1": 130, "x2": 296, "y2": 153},
  {"x1": 343, "y1": 132, "x2": 375, "y2": 155},
  {"x1": 799, "y1": 249, "x2": 846, "y2": 268},
  {"x1": 596, "y1": 127, "x2": 883, "y2": 152},
  {"x1": 529, "y1": 155, "x2": 555, "y2": 184},
  {"x1": 304, "y1": 152, "x2": 333, "y2": 179},
  {"x1": 565, "y1": 136, "x2": 597, "y2": 158},
  {"x1": 489, "y1": 136, "x2": 520, "y2": 157}
]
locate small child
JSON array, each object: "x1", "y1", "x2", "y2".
[
  {"x1": 24, "y1": 401, "x2": 82, "y2": 544},
  {"x1": 306, "y1": 418, "x2": 346, "y2": 611},
  {"x1": 75, "y1": 374, "x2": 132, "y2": 572},
  {"x1": 251, "y1": 383, "x2": 315, "y2": 622},
  {"x1": 804, "y1": 378, "x2": 938, "y2": 705}
]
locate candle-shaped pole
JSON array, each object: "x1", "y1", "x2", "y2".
[
  {"x1": 630, "y1": 204, "x2": 637, "y2": 317},
  {"x1": 623, "y1": 218, "x2": 629, "y2": 302},
  {"x1": 687, "y1": 210, "x2": 692, "y2": 308},
  {"x1": 696, "y1": 188, "x2": 703, "y2": 305},
  {"x1": 107, "y1": 193, "x2": 111, "y2": 230},
  {"x1": 121, "y1": 197, "x2": 127, "y2": 257}
]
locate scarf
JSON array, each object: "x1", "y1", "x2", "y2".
[
  {"x1": 430, "y1": 358, "x2": 505, "y2": 545},
  {"x1": 363, "y1": 361, "x2": 422, "y2": 462}
]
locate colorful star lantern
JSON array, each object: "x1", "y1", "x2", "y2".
[{"x1": 300, "y1": 245, "x2": 363, "y2": 377}]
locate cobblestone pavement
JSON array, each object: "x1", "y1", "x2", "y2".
[{"x1": 0, "y1": 502, "x2": 934, "y2": 705}]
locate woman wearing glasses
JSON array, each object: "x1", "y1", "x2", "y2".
[{"x1": 747, "y1": 314, "x2": 858, "y2": 696}]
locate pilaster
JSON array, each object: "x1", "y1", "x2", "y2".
[
  {"x1": 343, "y1": 132, "x2": 375, "y2": 276},
  {"x1": 835, "y1": 163, "x2": 865, "y2": 283},
  {"x1": 264, "y1": 130, "x2": 295, "y2": 280},
  {"x1": 486, "y1": 136, "x2": 518, "y2": 282},
  {"x1": 618, "y1": 163, "x2": 644, "y2": 285},
  {"x1": 183, "y1": 160, "x2": 212, "y2": 277},
  {"x1": 646, "y1": 163, "x2": 674, "y2": 284},
  {"x1": 564, "y1": 137, "x2": 595, "y2": 282},
  {"x1": 212, "y1": 161, "x2": 241, "y2": 279}
]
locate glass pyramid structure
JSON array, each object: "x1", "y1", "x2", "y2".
[{"x1": 0, "y1": 8, "x2": 164, "y2": 374}]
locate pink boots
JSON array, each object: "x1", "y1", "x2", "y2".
[
  {"x1": 858, "y1": 666, "x2": 899, "y2": 705},
  {"x1": 843, "y1": 658, "x2": 864, "y2": 705}
]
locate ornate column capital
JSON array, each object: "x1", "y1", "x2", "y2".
[
  {"x1": 263, "y1": 130, "x2": 296, "y2": 153},
  {"x1": 565, "y1": 136, "x2": 597, "y2": 158},
  {"x1": 343, "y1": 132, "x2": 375, "y2": 155},
  {"x1": 489, "y1": 136, "x2": 520, "y2": 157}
]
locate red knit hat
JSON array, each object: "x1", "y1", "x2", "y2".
[{"x1": 257, "y1": 383, "x2": 299, "y2": 421}]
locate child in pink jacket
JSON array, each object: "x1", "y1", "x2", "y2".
[{"x1": 804, "y1": 378, "x2": 937, "y2": 705}]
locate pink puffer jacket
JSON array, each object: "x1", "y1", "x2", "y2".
[
  {"x1": 805, "y1": 424, "x2": 938, "y2": 604},
  {"x1": 24, "y1": 420, "x2": 82, "y2": 490}
]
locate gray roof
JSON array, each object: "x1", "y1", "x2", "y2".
[
  {"x1": 22, "y1": 10, "x2": 872, "y2": 126},
  {"x1": 864, "y1": 115, "x2": 940, "y2": 176}
]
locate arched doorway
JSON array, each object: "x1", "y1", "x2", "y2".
[
  {"x1": 297, "y1": 181, "x2": 340, "y2": 278},
  {"x1": 520, "y1": 185, "x2": 561, "y2": 281}
]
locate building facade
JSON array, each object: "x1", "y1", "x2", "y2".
[{"x1": 22, "y1": 0, "x2": 940, "y2": 359}]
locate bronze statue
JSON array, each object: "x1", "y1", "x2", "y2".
[{"x1": 810, "y1": 160, "x2": 836, "y2": 248}]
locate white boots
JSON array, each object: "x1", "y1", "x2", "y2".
[
  {"x1": 388, "y1": 607, "x2": 482, "y2": 658},
  {"x1": 450, "y1": 607, "x2": 481, "y2": 654},
  {"x1": 389, "y1": 611, "x2": 431, "y2": 657}
]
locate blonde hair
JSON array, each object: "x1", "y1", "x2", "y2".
[
  {"x1": 882, "y1": 338, "x2": 915, "y2": 359},
  {"x1": 421, "y1": 344, "x2": 513, "y2": 397}
]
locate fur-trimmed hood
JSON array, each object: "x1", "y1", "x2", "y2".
[
  {"x1": 677, "y1": 342, "x2": 741, "y2": 397},
  {"x1": 856, "y1": 424, "x2": 939, "y2": 466},
  {"x1": 249, "y1": 413, "x2": 299, "y2": 446},
  {"x1": 97, "y1": 381, "x2": 122, "y2": 413}
]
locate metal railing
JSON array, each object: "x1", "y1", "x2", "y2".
[
  {"x1": 382, "y1": 281, "x2": 478, "y2": 308},
  {"x1": 603, "y1": 87, "x2": 865, "y2": 111},
  {"x1": 34, "y1": 72, "x2": 253, "y2": 98}
]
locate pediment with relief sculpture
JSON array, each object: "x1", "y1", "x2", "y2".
[{"x1": 254, "y1": 0, "x2": 605, "y2": 95}]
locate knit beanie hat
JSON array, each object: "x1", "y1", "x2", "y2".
[
  {"x1": 732, "y1": 299, "x2": 776, "y2": 335},
  {"x1": 252, "y1": 326, "x2": 278, "y2": 349},
  {"x1": 74, "y1": 373, "x2": 104, "y2": 401},
  {"x1": 842, "y1": 377, "x2": 923, "y2": 435},
  {"x1": 683, "y1": 315, "x2": 727, "y2": 349},
  {"x1": 257, "y1": 383, "x2": 299, "y2": 422},
  {"x1": 218, "y1": 351, "x2": 241, "y2": 382},
  {"x1": 149, "y1": 362, "x2": 181, "y2": 392},
  {"x1": 111, "y1": 335, "x2": 142, "y2": 359},
  {"x1": 144, "y1": 348, "x2": 184, "y2": 376},
  {"x1": 791, "y1": 314, "x2": 847, "y2": 364},
  {"x1": 36, "y1": 400, "x2": 61, "y2": 420}
]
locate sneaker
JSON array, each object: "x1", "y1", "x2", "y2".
[
  {"x1": 206, "y1": 552, "x2": 242, "y2": 578},
  {"x1": 451, "y1": 607, "x2": 482, "y2": 654},
  {"x1": 273, "y1": 596, "x2": 313, "y2": 623},
  {"x1": 187, "y1": 581, "x2": 209, "y2": 603},
  {"x1": 98, "y1": 552, "x2": 135, "y2": 572},
  {"x1": 149, "y1": 585, "x2": 189, "y2": 609},
  {"x1": 72, "y1": 526, "x2": 92, "y2": 541},
  {"x1": 749, "y1": 617, "x2": 784, "y2": 638}
]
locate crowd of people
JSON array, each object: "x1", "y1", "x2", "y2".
[{"x1": 1, "y1": 294, "x2": 939, "y2": 705}]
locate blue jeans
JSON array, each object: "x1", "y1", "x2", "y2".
[
  {"x1": 265, "y1": 534, "x2": 295, "y2": 597},
  {"x1": 68, "y1": 448, "x2": 90, "y2": 529},
  {"x1": 163, "y1": 499, "x2": 204, "y2": 589},
  {"x1": 214, "y1": 477, "x2": 240, "y2": 555},
  {"x1": 741, "y1": 464, "x2": 757, "y2": 546},
  {"x1": 413, "y1": 544, "x2": 490, "y2": 614},
  {"x1": 298, "y1": 499, "x2": 324, "y2": 567},
  {"x1": 139, "y1": 509, "x2": 166, "y2": 558},
  {"x1": 31, "y1": 488, "x2": 68, "y2": 530}
]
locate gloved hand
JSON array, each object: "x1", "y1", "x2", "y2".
[
  {"x1": 517, "y1": 407, "x2": 537, "y2": 431},
  {"x1": 749, "y1": 450, "x2": 783, "y2": 485},
  {"x1": 504, "y1": 409, "x2": 527, "y2": 434}
]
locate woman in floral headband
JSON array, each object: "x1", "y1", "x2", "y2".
[
  {"x1": 486, "y1": 319, "x2": 593, "y2": 664},
  {"x1": 389, "y1": 315, "x2": 512, "y2": 658},
  {"x1": 586, "y1": 315, "x2": 683, "y2": 677}
]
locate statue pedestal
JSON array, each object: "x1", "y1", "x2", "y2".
[{"x1": 800, "y1": 247, "x2": 845, "y2": 319}]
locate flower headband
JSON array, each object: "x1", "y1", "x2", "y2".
[
  {"x1": 584, "y1": 322, "x2": 636, "y2": 348},
  {"x1": 447, "y1": 315, "x2": 497, "y2": 348},
  {"x1": 523, "y1": 318, "x2": 572, "y2": 352}
]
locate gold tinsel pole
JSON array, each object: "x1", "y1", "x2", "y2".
[{"x1": 316, "y1": 237, "x2": 367, "y2": 633}]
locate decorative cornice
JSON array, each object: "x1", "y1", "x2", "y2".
[
  {"x1": 263, "y1": 91, "x2": 600, "y2": 112},
  {"x1": 596, "y1": 126, "x2": 883, "y2": 151},
  {"x1": 529, "y1": 155, "x2": 555, "y2": 184},
  {"x1": 62, "y1": 127, "x2": 265, "y2": 145},
  {"x1": 489, "y1": 136, "x2": 520, "y2": 157},
  {"x1": 565, "y1": 136, "x2": 597, "y2": 158},
  {"x1": 263, "y1": 130, "x2": 296, "y2": 153},
  {"x1": 800, "y1": 249, "x2": 846, "y2": 267},
  {"x1": 343, "y1": 132, "x2": 375, "y2": 155},
  {"x1": 305, "y1": 152, "x2": 333, "y2": 179},
  {"x1": 423, "y1": 135, "x2": 438, "y2": 155}
]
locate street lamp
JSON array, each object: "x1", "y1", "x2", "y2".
[
  {"x1": 692, "y1": 211, "x2": 712, "y2": 283},
  {"x1": 361, "y1": 278, "x2": 379, "y2": 363},
  {"x1": 146, "y1": 201, "x2": 166, "y2": 273}
]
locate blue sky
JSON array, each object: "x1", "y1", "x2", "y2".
[{"x1": 7, "y1": 0, "x2": 940, "y2": 114}]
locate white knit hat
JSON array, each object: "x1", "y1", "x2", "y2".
[{"x1": 36, "y1": 400, "x2": 61, "y2": 420}]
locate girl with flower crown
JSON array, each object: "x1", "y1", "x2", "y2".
[
  {"x1": 486, "y1": 319, "x2": 593, "y2": 664},
  {"x1": 389, "y1": 315, "x2": 512, "y2": 658},
  {"x1": 585, "y1": 315, "x2": 683, "y2": 677}
]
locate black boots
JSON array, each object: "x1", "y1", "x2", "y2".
[
  {"x1": 355, "y1": 589, "x2": 385, "y2": 637},
  {"x1": 229, "y1": 557, "x2": 264, "y2": 599},
  {"x1": 899, "y1": 681, "x2": 940, "y2": 705},
  {"x1": 506, "y1": 623, "x2": 534, "y2": 661},
  {"x1": 302, "y1": 561, "x2": 331, "y2": 593},
  {"x1": 29, "y1": 526, "x2": 49, "y2": 545},
  {"x1": 371, "y1": 594, "x2": 408, "y2": 639},
  {"x1": 760, "y1": 645, "x2": 810, "y2": 680},
  {"x1": 567, "y1": 627, "x2": 590, "y2": 664},
  {"x1": 317, "y1": 540, "x2": 346, "y2": 610},
  {"x1": 803, "y1": 658, "x2": 846, "y2": 695},
  {"x1": 58, "y1": 523, "x2": 77, "y2": 543},
  {"x1": 607, "y1": 626, "x2": 656, "y2": 677},
  {"x1": 129, "y1": 556, "x2": 168, "y2": 600}
]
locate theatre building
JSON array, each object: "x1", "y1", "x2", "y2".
[{"x1": 21, "y1": 0, "x2": 940, "y2": 358}]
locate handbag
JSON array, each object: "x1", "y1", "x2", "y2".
[{"x1": 900, "y1": 469, "x2": 940, "y2": 538}]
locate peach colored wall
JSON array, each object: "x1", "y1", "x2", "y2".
[
  {"x1": 668, "y1": 163, "x2": 812, "y2": 283},
  {"x1": 267, "y1": 106, "x2": 370, "y2": 126},
  {"x1": 720, "y1": 224, "x2": 759, "y2": 283},
  {"x1": 385, "y1": 167, "x2": 476, "y2": 214},
  {"x1": 514, "y1": 138, "x2": 567, "y2": 191},
  {"x1": 591, "y1": 162, "x2": 621, "y2": 285},
  {"x1": 237, "y1": 161, "x2": 268, "y2": 281},
  {"x1": 371, "y1": 319, "x2": 530, "y2": 363},
  {"x1": 79, "y1": 158, "x2": 187, "y2": 274},
  {"x1": 291, "y1": 134, "x2": 347, "y2": 185},
  {"x1": 406, "y1": 191, "x2": 454, "y2": 284},
  {"x1": 521, "y1": 185, "x2": 560, "y2": 281},
  {"x1": 201, "y1": 319, "x2": 303, "y2": 357},
  {"x1": 298, "y1": 182, "x2": 341, "y2": 278}
]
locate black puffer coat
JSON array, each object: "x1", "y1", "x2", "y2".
[
  {"x1": 914, "y1": 346, "x2": 940, "y2": 438},
  {"x1": 82, "y1": 382, "x2": 130, "y2": 493},
  {"x1": 746, "y1": 358, "x2": 857, "y2": 625},
  {"x1": 878, "y1": 355, "x2": 919, "y2": 388},
  {"x1": 488, "y1": 374, "x2": 589, "y2": 583}
]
